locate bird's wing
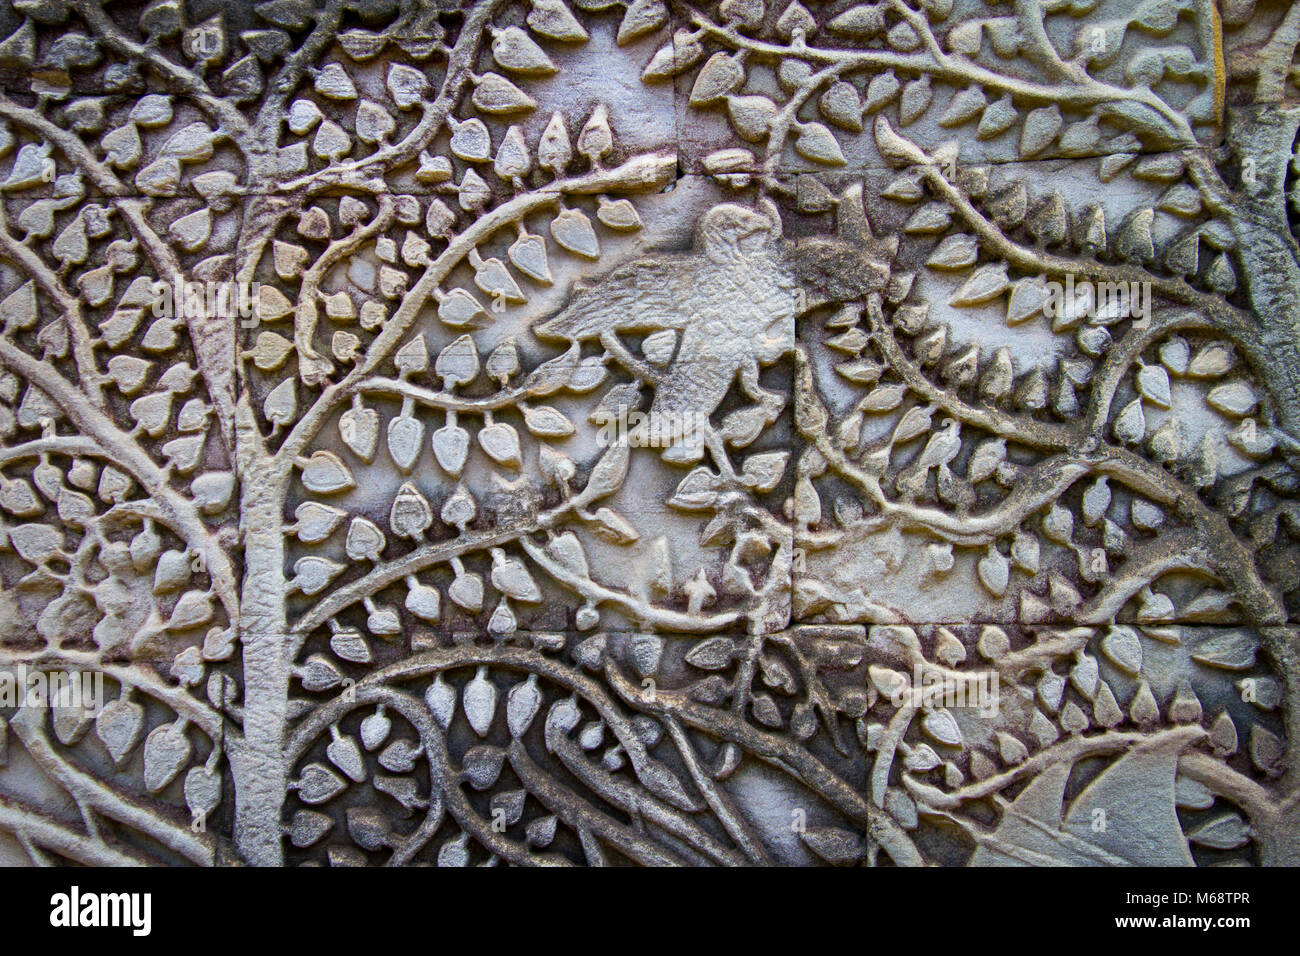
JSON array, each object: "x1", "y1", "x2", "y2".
[
  {"x1": 648, "y1": 325, "x2": 738, "y2": 423},
  {"x1": 915, "y1": 428, "x2": 958, "y2": 469},
  {"x1": 533, "y1": 256, "x2": 688, "y2": 342},
  {"x1": 914, "y1": 433, "x2": 945, "y2": 470}
]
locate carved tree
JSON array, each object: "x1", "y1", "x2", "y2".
[{"x1": 0, "y1": 0, "x2": 1296, "y2": 867}]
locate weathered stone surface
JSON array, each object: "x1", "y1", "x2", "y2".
[{"x1": 0, "y1": 0, "x2": 1297, "y2": 868}]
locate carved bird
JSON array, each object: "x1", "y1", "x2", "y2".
[
  {"x1": 534, "y1": 202, "x2": 797, "y2": 453},
  {"x1": 899, "y1": 418, "x2": 961, "y2": 496}
]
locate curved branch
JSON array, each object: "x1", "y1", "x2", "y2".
[
  {"x1": 0, "y1": 794, "x2": 146, "y2": 866},
  {"x1": 275, "y1": 0, "x2": 507, "y2": 197},
  {"x1": 288, "y1": 683, "x2": 571, "y2": 866},
  {"x1": 1074, "y1": 527, "x2": 1211, "y2": 624},
  {"x1": 291, "y1": 499, "x2": 579, "y2": 640},
  {"x1": 0, "y1": 433, "x2": 101, "y2": 466},
  {"x1": 1084, "y1": 308, "x2": 1219, "y2": 438},
  {"x1": 71, "y1": 0, "x2": 251, "y2": 148},
  {"x1": 917, "y1": 161, "x2": 1251, "y2": 333},
  {"x1": 0, "y1": 99, "x2": 128, "y2": 195},
  {"x1": 522, "y1": 536, "x2": 744, "y2": 633},
  {"x1": 811, "y1": 306, "x2": 1287, "y2": 627},
  {"x1": 256, "y1": 0, "x2": 348, "y2": 140},
  {"x1": 0, "y1": 206, "x2": 103, "y2": 406},
  {"x1": 548, "y1": 728, "x2": 747, "y2": 865},
  {"x1": 290, "y1": 196, "x2": 396, "y2": 381},
  {"x1": 12, "y1": 649, "x2": 226, "y2": 741},
  {"x1": 663, "y1": 715, "x2": 772, "y2": 864},
  {"x1": 507, "y1": 739, "x2": 690, "y2": 865},
  {"x1": 0, "y1": 338, "x2": 240, "y2": 622},
  {"x1": 276, "y1": 152, "x2": 677, "y2": 473},
  {"x1": 9, "y1": 705, "x2": 216, "y2": 865},
  {"x1": 357, "y1": 376, "x2": 528, "y2": 414},
  {"x1": 690, "y1": 5, "x2": 1196, "y2": 145},
  {"x1": 288, "y1": 645, "x2": 702, "y2": 815},
  {"x1": 908, "y1": 725, "x2": 1207, "y2": 810},
  {"x1": 602, "y1": 658, "x2": 924, "y2": 866}
]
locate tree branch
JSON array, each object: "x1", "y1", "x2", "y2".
[
  {"x1": 275, "y1": 152, "x2": 677, "y2": 474},
  {"x1": 9, "y1": 705, "x2": 216, "y2": 865},
  {"x1": 0, "y1": 338, "x2": 240, "y2": 622},
  {"x1": 0, "y1": 794, "x2": 147, "y2": 866},
  {"x1": 71, "y1": 0, "x2": 251, "y2": 147}
]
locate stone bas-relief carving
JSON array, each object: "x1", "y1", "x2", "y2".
[{"x1": 0, "y1": 0, "x2": 1297, "y2": 868}]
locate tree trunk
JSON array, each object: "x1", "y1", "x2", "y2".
[
  {"x1": 1225, "y1": 105, "x2": 1300, "y2": 448},
  {"x1": 232, "y1": 457, "x2": 290, "y2": 866}
]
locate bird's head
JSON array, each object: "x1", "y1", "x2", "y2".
[{"x1": 697, "y1": 202, "x2": 779, "y2": 264}]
